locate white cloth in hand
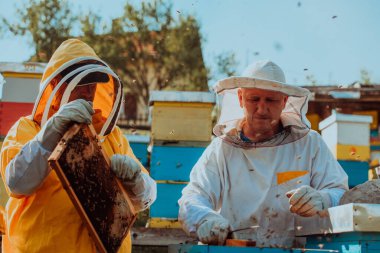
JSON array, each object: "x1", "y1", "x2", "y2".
[
  {"x1": 286, "y1": 185, "x2": 330, "y2": 217},
  {"x1": 197, "y1": 215, "x2": 230, "y2": 245}
]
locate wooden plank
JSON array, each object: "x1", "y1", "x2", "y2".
[
  {"x1": 131, "y1": 227, "x2": 195, "y2": 246},
  {"x1": 225, "y1": 239, "x2": 256, "y2": 247},
  {"x1": 48, "y1": 123, "x2": 137, "y2": 253}
]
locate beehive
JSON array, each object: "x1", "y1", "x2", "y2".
[
  {"x1": 319, "y1": 112, "x2": 372, "y2": 161},
  {"x1": 48, "y1": 124, "x2": 136, "y2": 253},
  {"x1": 149, "y1": 91, "x2": 216, "y2": 142},
  {"x1": 124, "y1": 134, "x2": 150, "y2": 167},
  {"x1": 306, "y1": 113, "x2": 320, "y2": 132},
  {"x1": 353, "y1": 110, "x2": 378, "y2": 130},
  {"x1": 0, "y1": 62, "x2": 45, "y2": 136}
]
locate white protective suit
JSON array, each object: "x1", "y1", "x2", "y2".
[{"x1": 178, "y1": 60, "x2": 348, "y2": 247}]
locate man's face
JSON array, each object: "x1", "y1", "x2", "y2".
[
  {"x1": 238, "y1": 88, "x2": 288, "y2": 133},
  {"x1": 68, "y1": 83, "x2": 97, "y2": 102}
]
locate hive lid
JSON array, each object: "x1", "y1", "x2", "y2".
[
  {"x1": 328, "y1": 203, "x2": 380, "y2": 233},
  {"x1": 319, "y1": 111, "x2": 373, "y2": 131},
  {"x1": 149, "y1": 90, "x2": 216, "y2": 105}
]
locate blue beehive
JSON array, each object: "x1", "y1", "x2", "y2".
[
  {"x1": 125, "y1": 134, "x2": 150, "y2": 167},
  {"x1": 148, "y1": 91, "x2": 215, "y2": 227}
]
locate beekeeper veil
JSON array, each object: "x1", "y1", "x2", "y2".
[{"x1": 213, "y1": 60, "x2": 311, "y2": 148}]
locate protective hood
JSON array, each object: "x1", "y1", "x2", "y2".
[
  {"x1": 213, "y1": 60, "x2": 311, "y2": 148},
  {"x1": 31, "y1": 39, "x2": 123, "y2": 137}
]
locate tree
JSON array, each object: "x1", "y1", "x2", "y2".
[
  {"x1": 2, "y1": 0, "x2": 77, "y2": 62},
  {"x1": 80, "y1": 0, "x2": 209, "y2": 109},
  {"x1": 215, "y1": 52, "x2": 238, "y2": 78},
  {"x1": 305, "y1": 74, "x2": 318, "y2": 86},
  {"x1": 360, "y1": 69, "x2": 371, "y2": 84}
]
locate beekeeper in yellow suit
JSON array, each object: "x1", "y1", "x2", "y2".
[{"x1": 0, "y1": 39, "x2": 156, "y2": 253}]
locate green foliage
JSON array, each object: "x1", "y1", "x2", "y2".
[
  {"x1": 2, "y1": 0, "x2": 77, "y2": 62},
  {"x1": 305, "y1": 74, "x2": 318, "y2": 86},
  {"x1": 215, "y1": 52, "x2": 238, "y2": 78},
  {"x1": 81, "y1": 0, "x2": 209, "y2": 106},
  {"x1": 2, "y1": 0, "x2": 214, "y2": 108}
]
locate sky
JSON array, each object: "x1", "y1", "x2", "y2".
[{"x1": 0, "y1": 0, "x2": 380, "y2": 87}]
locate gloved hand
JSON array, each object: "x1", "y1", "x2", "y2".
[
  {"x1": 110, "y1": 154, "x2": 157, "y2": 211},
  {"x1": 37, "y1": 99, "x2": 94, "y2": 151},
  {"x1": 286, "y1": 185, "x2": 330, "y2": 217},
  {"x1": 111, "y1": 154, "x2": 141, "y2": 181},
  {"x1": 197, "y1": 215, "x2": 230, "y2": 245},
  {"x1": 6, "y1": 99, "x2": 94, "y2": 196}
]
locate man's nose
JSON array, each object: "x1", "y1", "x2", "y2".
[{"x1": 256, "y1": 101, "x2": 268, "y2": 114}]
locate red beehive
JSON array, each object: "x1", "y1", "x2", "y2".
[{"x1": 0, "y1": 62, "x2": 45, "y2": 137}]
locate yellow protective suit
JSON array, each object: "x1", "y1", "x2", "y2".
[{"x1": 0, "y1": 39, "x2": 150, "y2": 253}]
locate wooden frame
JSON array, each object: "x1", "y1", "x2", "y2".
[{"x1": 48, "y1": 123, "x2": 137, "y2": 253}]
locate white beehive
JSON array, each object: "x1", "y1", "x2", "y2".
[{"x1": 319, "y1": 112, "x2": 372, "y2": 161}]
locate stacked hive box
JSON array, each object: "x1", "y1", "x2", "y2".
[
  {"x1": 0, "y1": 62, "x2": 45, "y2": 136},
  {"x1": 0, "y1": 62, "x2": 45, "y2": 208},
  {"x1": 357, "y1": 111, "x2": 380, "y2": 179},
  {"x1": 319, "y1": 112, "x2": 372, "y2": 188},
  {"x1": 124, "y1": 135, "x2": 150, "y2": 167},
  {"x1": 148, "y1": 91, "x2": 215, "y2": 228}
]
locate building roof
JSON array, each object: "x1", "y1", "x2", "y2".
[
  {"x1": 0, "y1": 62, "x2": 46, "y2": 74},
  {"x1": 303, "y1": 84, "x2": 380, "y2": 102}
]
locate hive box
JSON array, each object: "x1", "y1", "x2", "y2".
[
  {"x1": 149, "y1": 91, "x2": 215, "y2": 142},
  {"x1": 328, "y1": 203, "x2": 380, "y2": 233},
  {"x1": 150, "y1": 144, "x2": 206, "y2": 182},
  {"x1": 319, "y1": 112, "x2": 372, "y2": 161},
  {"x1": 0, "y1": 62, "x2": 45, "y2": 136},
  {"x1": 149, "y1": 182, "x2": 187, "y2": 219},
  {"x1": 125, "y1": 134, "x2": 150, "y2": 167}
]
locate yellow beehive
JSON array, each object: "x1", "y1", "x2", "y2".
[
  {"x1": 306, "y1": 113, "x2": 320, "y2": 132},
  {"x1": 150, "y1": 91, "x2": 215, "y2": 142},
  {"x1": 147, "y1": 218, "x2": 182, "y2": 229}
]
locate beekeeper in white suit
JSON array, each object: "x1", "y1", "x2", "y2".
[{"x1": 178, "y1": 60, "x2": 348, "y2": 247}]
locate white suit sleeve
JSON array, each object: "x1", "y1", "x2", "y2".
[
  {"x1": 5, "y1": 139, "x2": 52, "y2": 196},
  {"x1": 310, "y1": 133, "x2": 349, "y2": 207},
  {"x1": 178, "y1": 140, "x2": 223, "y2": 234}
]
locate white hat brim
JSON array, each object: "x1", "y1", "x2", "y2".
[{"x1": 214, "y1": 76, "x2": 310, "y2": 97}]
